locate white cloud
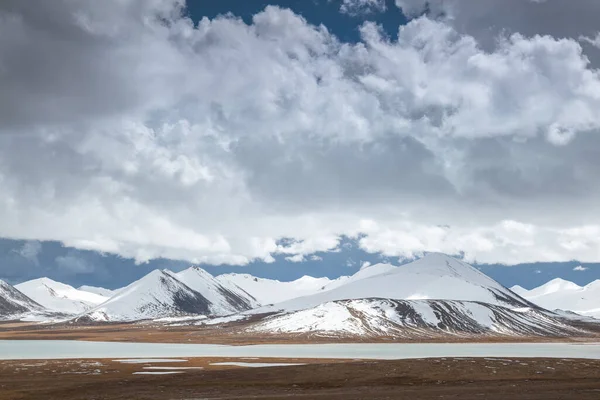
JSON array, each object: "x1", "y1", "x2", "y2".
[
  {"x1": 1, "y1": 2, "x2": 600, "y2": 266},
  {"x1": 12, "y1": 241, "x2": 42, "y2": 266},
  {"x1": 285, "y1": 254, "x2": 306, "y2": 263},
  {"x1": 55, "y1": 253, "x2": 96, "y2": 275},
  {"x1": 340, "y1": 0, "x2": 386, "y2": 15},
  {"x1": 580, "y1": 33, "x2": 600, "y2": 48},
  {"x1": 573, "y1": 265, "x2": 588, "y2": 271}
]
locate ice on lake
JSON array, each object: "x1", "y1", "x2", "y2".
[{"x1": 1, "y1": 340, "x2": 600, "y2": 361}]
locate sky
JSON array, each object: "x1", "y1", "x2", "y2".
[{"x1": 2, "y1": 0, "x2": 600, "y2": 289}]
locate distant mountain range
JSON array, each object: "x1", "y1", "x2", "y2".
[
  {"x1": 1, "y1": 254, "x2": 598, "y2": 339},
  {"x1": 512, "y1": 278, "x2": 600, "y2": 319}
]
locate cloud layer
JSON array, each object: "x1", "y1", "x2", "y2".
[{"x1": 2, "y1": 0, "x2": 600, "y2": 265}]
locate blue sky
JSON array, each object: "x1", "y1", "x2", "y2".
[
  {"x1": 2, "y1": 1, "x2": 600, "y2": 290},
  {"x1": 187, "y1": 0, "x2": 408, "y2": 42}
]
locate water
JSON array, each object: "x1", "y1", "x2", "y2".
[{"x1": 0, "y1": 340, "x2": 599, "y2": 361}]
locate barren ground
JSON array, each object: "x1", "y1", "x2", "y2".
[{"x1": 1, "y1": 356, "x2": 599, "y2": 400}]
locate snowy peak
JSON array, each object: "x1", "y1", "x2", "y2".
[
  {"x1": 262, "y1": 254, "x2": 532, "y2": 313},
  {"x1": 516, "y1": 278, "x2": 600, "y2": 319},
  {"x1": 0, "y1": 279, "x2": 45, "y2": 319},
  {"x1": 216, "y1": 273, "x2": 335, "y2": 305},
  {"x1": 404, "y1": 253, "x2": 494, "y2": 283},
  {"x1": 528, "y1": 278, "x2": 582, "y2": 297},
  {"x1": 16, "y1": 277, "x2": 109, "y2": 314},
  {"x1": 78, "y1": 269, "x2": 215, "y2": 322},
  {"x1": 510, "y1": 285, "x2": 528, "y2": 296},
  {"x1": 78, "y1": 285, "x2": 116, "y2": 298},
  {"x1": 176, "y1": 266, "x2": 259, "y2": 314}
]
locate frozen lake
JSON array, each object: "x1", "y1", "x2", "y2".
[{"x1": 1, "y1": 340, "x2": 599, "y2": 361}]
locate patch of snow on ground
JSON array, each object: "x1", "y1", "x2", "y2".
[
  {"x1": 133, "y1": 371, "x2": 184, "y2": 375},
  {"x1": 143, "y1": 367, "x2": 204, "y2": 370},
  {"x1": 113, "y1": 359, "x2": 188, "y2": 364},
  {"x1": 210, "y1": 362, "x2": 305, "y2": 368}
]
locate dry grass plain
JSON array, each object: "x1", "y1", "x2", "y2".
[{"x1": 1, "y1": 356, "x2": 599, "y2": 400}]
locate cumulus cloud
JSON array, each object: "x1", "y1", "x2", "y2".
[
  {"x1": 340, "y1": 0, "x2": 386, "y2": 15},
  {"x1": 1, "y1": 1, "x2": 600, "y2": 266},
  {"x1": 573, "y1": 265, "x2": 589, "y2": 271}
]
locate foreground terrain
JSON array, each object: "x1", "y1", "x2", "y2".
[{"x1": 1, "y1": 357, "x2": 599, "y2": 399}]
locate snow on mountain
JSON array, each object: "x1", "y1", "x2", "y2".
[
  {"x1": 77, "y1": 268, "x2": 258, "y2": 322},
  {"x1": 176, "y1": 266, "x2": 259, "y2": 314},
  {"x1": 258, "y1": 253, "x2": 533, "y2": 314},
  {"x1": 216, "y1": 263, "x2": 398, "y2": 305},
  {"x1": 78, "y1": 285, "x2": 116, "y2": 298},
  {"x1": 0, "y1": 279, "x2": 46, "y2": 319},
  {"x1": 513, "y1": 278, "x2": 600, "y2": 318},
  {"x1": 510, "y1": 285, "x2": 528, "y2": 296},
  {"x1": 216, "y1": 274, "x2": 335, "y2": 305},
  {"x1": 526, "y1": 278, "x2": 583, "y2": 297},
  {"x1": 249, "y1": 298, "x2": 584, "y2": 338},
  {"x1": 16, "y1": 278, "x2": 109, "y2": 314},
  {"x1": 77, "y1": 270, "x2": 212, "y2": 322}
]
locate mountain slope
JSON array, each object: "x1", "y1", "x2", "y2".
[
  {"x1": 77, "y1": 270, "x2": 218, "y2": 322},
  {"x1": 78, "y1": 285, "x2": 116, "y2": 298},
  {"x1": 176, "y1": 266, "x2": 259, "y2": 313},
  {"x1": 16, "y1": 278, "x2": 109, "y2": 314},
  {"x1": 249, "y1": 298, "x2": 584, "y2": 338},
  {"x1": 216, "y1": 264, "x2": 398, "y2": 305},
  {"x1": 216, "y1": 274, "x2": 334, "y2": 305},
  {"x1": 259, "y1": 253, "x2": 534, "y2": 313},
  {"x1": 0, "y1": 279, "x2": 45, "y2": 319},
  {"x1": 513, "y1": 279, "x2": 600, "y2": 318}
]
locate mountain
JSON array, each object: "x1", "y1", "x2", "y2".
[
  {"x1": 16, "y1": 278, "x2": 109, "y2": 314},
  {"x1": 78, "y1": 285, "x2": 116, "y2": 298},
  {"x1": 512, "y1": 278, "x2": 600, "y2": 318},
  {"x1": 510, "y1": 285, "x2": 528, "y2": 296},
  {"x1": 77, "y1": 269, "x2": 257, "y2": 322},
  {"x1": 176, "y1": 266, "x2": 259, "y2": 314},
  {"x1": 215, "y1": 264, "x2": 399, "y2": 305},
  {"x1": 240, "y1": 254, "x2": 589, "y2": 338},
  {"x1": 258, "y1": 253, "x2": 534, "y2": 314},
  {"x1": 0, "y1": 279, "x2": 45, "y2": 319},
  {"x1": 248, "y1": 298, "x2": 584, "y2": 338},
  {"x1": 216, "y1": 274, "x2": 335, "y2": 304}
]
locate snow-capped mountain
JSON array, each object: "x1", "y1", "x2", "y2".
[
  {"x1": 78, "y1": 285, "x2": 116, "y2": 298},
  {"x1": 216, "y1": 274, "x2": 335, "y2": 304},
  {"x1": 216, "y1": 263, "x2": 398, "y2": 305},
  {"x1": 176, "y1": 266, "x2": 259, "y2": 314},
  {"x1": 77, "y1": 270, "x2": 212, "y2": 322},
  {"x1": 0, "y1": 279, "x2": 45, "y2": 319},
  {"x1": 249, "y1": 298, "x2": 583, "y2": 338},
  {"x1": 16, "y1": 278, "x2": 109, "y2": 314},
  {"x1": 77, "y1": 268, "x2": 257, "y2": 322},
  {"x1": 511, "y1": 278, "x2": 600, "y2": 319},
  {"x1": 257, "y1": 253, "x2": 534, "y2": 314}
]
